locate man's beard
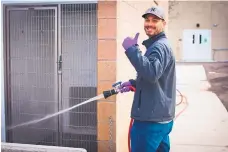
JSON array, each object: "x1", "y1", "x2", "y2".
[{"x1": 145, "y1": 26, "x2": 163, "y2": 37}]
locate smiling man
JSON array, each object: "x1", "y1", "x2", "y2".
[{"x1": 120, "y1": 6, "x2": 176, "y2": 152}]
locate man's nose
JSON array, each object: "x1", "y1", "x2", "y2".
[{"x1": 146, "y1": 22, "x2": 154, "y2": 26}]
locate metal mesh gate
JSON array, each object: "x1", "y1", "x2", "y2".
[
  {"x1": 5, "y1": 3, "x2": 100, "y2": 152},
  {"x1": 6, "y1": 7, "x2": 59, "y2": 145},
  {"x1": 60, "y1": 4, "x2": 98, "y2": 152}
]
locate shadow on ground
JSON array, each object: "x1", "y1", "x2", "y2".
[{"x1": 202, "y1": 62, "x2": 228, "y2": 112}]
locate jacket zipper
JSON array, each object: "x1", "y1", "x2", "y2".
[{"x1": 138, "y1": 90, "x2": 142, "y2": 109}]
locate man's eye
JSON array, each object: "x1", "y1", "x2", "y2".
[
  {"x1": 152, "y1": 19, "x2": 159, "y2": 22},
  {"x1": 145, "y1": 19, "x2": 150, "y2": 22}
]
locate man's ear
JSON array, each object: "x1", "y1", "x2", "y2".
[{"x1": 163, "y1": 20, "x2": 166, "y2": 26}]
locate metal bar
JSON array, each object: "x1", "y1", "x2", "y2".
[
  {"x1": 5, "y1": 8, "x2": 12, "y2": 142},
  {"x1": 1, "y1": 4, "x2": 7, "y2": 142},
  {"x1": 57, "y1": 3, "x2": 63, "y2": 146},
  {"x1": 53, "y1": 6, "x2": 59, "y2": 146},
  {"x1": 2, "y1": 1, "x2": 98, "y2": 5},
  {"x1": 7, "y1": 7, "x2": 58, "y2": 11}
]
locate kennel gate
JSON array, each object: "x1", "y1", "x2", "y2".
[{"x1": 5, "y1": 4, "x2": 100, "y2": 152}]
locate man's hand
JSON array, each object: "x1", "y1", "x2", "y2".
[
  {"x1": 119, "y1": 81, "x2": 132, "y2": 93},
  {"x1": 122, "y1": 33, "x2": 140, "y2": 51}
]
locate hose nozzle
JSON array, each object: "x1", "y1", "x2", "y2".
[
  {"x1": 103, "y1": 89, "x2": 118, "y2": 99},
  {"x1": 103, "y1": 81, "x2": 122, "y2": 99}
]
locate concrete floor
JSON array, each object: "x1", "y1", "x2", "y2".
[{"x1": 170, "y1": 65, "x2": 228, "y2": 152}]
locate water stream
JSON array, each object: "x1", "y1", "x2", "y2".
[{"x1": 8, "y1": 94, "x2": 105, "y2": 130}]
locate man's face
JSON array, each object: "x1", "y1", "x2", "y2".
[{"x1": 144, "y1": 14, "x2": 166, "y2": 37}]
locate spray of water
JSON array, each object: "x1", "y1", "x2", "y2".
[{"x1": 8, "y1": 94, "x2": 104, "y2": 130}]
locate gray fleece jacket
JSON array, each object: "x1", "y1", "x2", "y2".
[{"x1": 125, "y1": 32, "x2": 176, "y2": 122}]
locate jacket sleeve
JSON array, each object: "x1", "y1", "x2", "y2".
[
  {"x1": 125, "y1": 44, "x2": 169, "y2": 83},
  {"x1": 129, "y1": 79, "x2": 136, "y2": 88}
]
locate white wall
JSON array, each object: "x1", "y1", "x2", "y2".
[{"x1": 168, "y1": 1, "x2": 228, "y2": 61}]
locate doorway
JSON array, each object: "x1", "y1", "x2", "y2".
[{"x1": 182, "y1": 29, "x2": 212, "y2": 61}]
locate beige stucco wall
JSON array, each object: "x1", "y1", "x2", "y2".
[
  {"x1": 97, "y1": 1, "x2": 117, "y2": 152},
  {"x1": 168, "y1": 1, "x2": 228, "y2": 61},
  {"x1": 116, "y1": 1, "x2": 168, "y2": 152}
]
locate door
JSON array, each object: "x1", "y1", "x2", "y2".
[
  {"x1": 182, "y1": 29, "x2": 212, "y2": 61},
  {"x1": 6, "y1": 7, "x2": 59, "y2": 145},
  {"x1": 59, "y1": 4, "x2": 98, "y2": 152}
]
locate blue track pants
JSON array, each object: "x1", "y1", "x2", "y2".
[{"x1": 130, "y1": 120, "x2": 174, "y2": 152}]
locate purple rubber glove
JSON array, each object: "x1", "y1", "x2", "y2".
[
  {"x1": 122, "y1": 33, "x2": 140, "y2": 51},
  {"x1": 119, "y1": 81, "x2": 132, "y2": 93},
  {"x1": 120, "y1": 86, "x2": 131, "y2": 93}
]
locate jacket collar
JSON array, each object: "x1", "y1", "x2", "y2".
[{"x1": 142, "y1": 32, "x2": 166, "y2": 49}]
